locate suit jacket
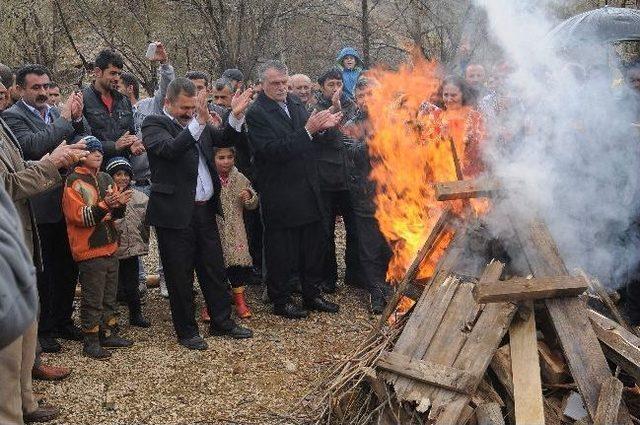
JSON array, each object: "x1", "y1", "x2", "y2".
[
  {"x1": 141, "y1": 114, "x2": 238, "y2": 229},
  {"x1": 2, "y1": 100, "x2": 90, "y2": 223},
  {"x1": 0, "y1": 117, "x2": 62, "y2": 269},
  {"x1": 245, "y1": 92, "x2": 326, "y2": 229}
]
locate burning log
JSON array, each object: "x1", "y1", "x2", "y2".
[
  {"x1": 473, "y1": 275, "x2": 588, "y2": 303},
  {"x1": 434, "y1": 178, "x2": 501, "y2": 201}
]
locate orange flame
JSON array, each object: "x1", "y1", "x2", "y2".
[{"x1": 366, "y1": 53, "x2": 485, "y2": 282}]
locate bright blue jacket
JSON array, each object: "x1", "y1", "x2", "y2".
[{"x1": 336, "y1": 47, "x2": 365, "y2": 100}]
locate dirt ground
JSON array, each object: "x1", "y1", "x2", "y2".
[{"x1": 35, "y1": 226, "x2": 374, "y2": 425}]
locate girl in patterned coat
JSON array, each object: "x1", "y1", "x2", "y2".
[{"x1": 212, "y1": 147, "x2": 258, "y2": 319}]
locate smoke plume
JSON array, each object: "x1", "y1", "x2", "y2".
[{"x1": 475, "y1": 0, "x2": 640, "y2": 286}]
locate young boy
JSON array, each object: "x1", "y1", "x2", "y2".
[
  {"x1": 106, "y1": 157, "x2": 151, "y2": 328},
  {"x1": 336, "y1": 47, "x2": 365, "y2": 100},
  {"x1": 62, "y1": 136, "x2": 134, "y2": 359}
]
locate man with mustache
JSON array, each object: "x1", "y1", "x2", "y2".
[
  {"x1": 142, "y1": 77, "x2": 255, "y2": 350},
  {"x1": 3, "y1": 64, "x2": 91, "y2": 355}
]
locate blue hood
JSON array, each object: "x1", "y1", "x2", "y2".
[{"x1": 336, "y1": 47, "x2": 364, "y2": 69}]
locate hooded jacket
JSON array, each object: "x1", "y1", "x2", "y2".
[
  {"x1": 336, "y1": 47, "x2": 365, "y2": 100},
  {"x1": 62, "y1": 166, "x2": 124, "y2": 261}
]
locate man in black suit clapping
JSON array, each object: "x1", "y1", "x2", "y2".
[
  {"x1": 246, "y1": 60, "x2": 343, "y2": 319},
  {"x1": 142, "y1": 77, "x2": 254, "y2": 350}
]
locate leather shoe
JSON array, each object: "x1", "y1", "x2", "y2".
[
  {"x1": 23, "y1": 404, "x2": 60, "y2": 423},
  {"x1": 38, "y1": 336, "x2": 61, "y2": 353},
  {"x1": 55, "y1": 324, "x2": 83, "y2": 341},
  {"x1": 179, "y1": 335, "x2": 208, "y2": 351},
  {"x1": 32, "y1": 363, "x2": 72, "y2": 381},
  {"x1": 273, "y1": 302, "x2": 309, "y2": 319},
  {"x1": 304, "y1": 296, "x2": 340, "y2": 313},
  {"x1": 210, "y1": 324, "x2": 253, "y2": 339}
]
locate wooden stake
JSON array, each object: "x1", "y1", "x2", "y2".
[
  {"x1": 375, "y1": 207, "x2": 453, "y2": 330},
  {"x1": 593, "y1": 376, "x2": 624, "y2": 425},
  {"x1": 510, "y1": 301, "x2": 545, "y2": 425},
  {"x1": 435, "y1": 178, "x2": 501, "y2": 201}
]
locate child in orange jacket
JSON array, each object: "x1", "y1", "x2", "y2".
[{"x1": 62, "y1": 136, "x2": 133, "y2": 360}]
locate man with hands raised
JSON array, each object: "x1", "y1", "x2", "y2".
[
  {"x1": 245, "y1": 60, "x2": 343, "y2": 320},
  {"x1": 142, "y1": 77, "x2": 254, "y2": 350}
]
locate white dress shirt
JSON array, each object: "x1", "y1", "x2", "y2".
[
  {"x1": 162, "y1": 108, "x2": 244, "y2": 202},
  {"x1": 22, "y1": 100, "x2": 52, "y2": 124}
]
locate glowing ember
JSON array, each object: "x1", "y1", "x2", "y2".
[{"x1": 366, "y1": 53, "x2": 486, "y2": 282}]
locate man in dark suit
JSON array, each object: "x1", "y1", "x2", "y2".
[
  {"x1": 3, "y1": 64, "x2": 90, "y2": 353},
  {"x1": 142, "y1": 77, "x2": 254, "y2": 350},
  {"x1": 245, "y1": 60, "x2": 342, "y2": 319}
]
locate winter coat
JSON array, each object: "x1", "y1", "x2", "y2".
[
  {"x1": 62, "y1": 166, "x2": 124, "y2": 262},
  {"x1": 336, "y1": 47, "x2": 365, "y2": 100},
  {"x1": 114, "y1": 187, "x2": 149, "y2": 259},
  {"x1": 216, "y1": 167, "x2": 258, "y2": 267}
]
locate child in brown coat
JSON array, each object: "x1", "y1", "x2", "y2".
[{"x1": 213, "y1": 147, "x2": 259, "y2": 318}]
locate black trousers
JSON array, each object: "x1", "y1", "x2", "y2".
[
  {"x1": 355, "y1": 215, "x2": 392, "y2": 294},
  {"x1": 264, "y1": 220, "x2": 326, "y2": 306},
  {"x1": 36, "y1": 220, "x2": 78, "y2": 337},
  {"x1": 244, "y1": 207, "x2": 263, "y2": 271},
  {"x1": 118, "y1": 257, "x2": 141, "y2": 309},
  {"x1": 319, "y1": 189, "x2": 362, "y2": 286},
  {"x1": 156, "y1": 204, "x2": 233, "y2": 339}
]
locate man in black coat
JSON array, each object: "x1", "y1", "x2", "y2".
[
  {"x1": 245, "y1": 60, "x2": 342, "y2": 319},
  {"x1": 3, "y1": 64, "x2": 90, "y2": 352},
  {"x1": 142, "y1": 77, "x2": 254, "y2": 350}
]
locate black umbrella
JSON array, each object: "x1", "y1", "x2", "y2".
[{"x1": 547, "y1": 6, "x2": 640, "y2": 48}]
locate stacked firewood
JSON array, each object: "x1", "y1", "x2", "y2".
[{"x1": 308, "y1": 179, "x2": 640, "y2": 425}]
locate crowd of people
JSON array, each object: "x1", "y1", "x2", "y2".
[{"x1": 3, "y1": 40, "x2": 640, "y2": 424}]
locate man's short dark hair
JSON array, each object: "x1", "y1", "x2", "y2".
[
  {"x1": 94, "y1": 49, "x2": 124, "y2": 71},
  {"x1": 120, "y1": 72, "x2": 139, "y2": 99},
  {"x1": 166, "y1": 77, "x2": 197, "y2": 102},
  {"x1": 185, "y1": 71, "x2": 211, "y2": 86},
  {"x1": 318, "y1": 68, "x2": 343, "y2": 86},
  {"x1": 15, "y1": 64, "x2": 51, "y2": 87},
  {"x1": 214, "y1": 78, "x2": 234, "y2": 92},
  {"x1": 0, "y1": 64, "x2": 14, "y2": 88},
  {"x1": 355, "y1": 78, "x2": 370, "y2": 92}
]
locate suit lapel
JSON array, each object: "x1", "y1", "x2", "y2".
[
  {"x1": 18, "y1": 101, "x2": 47, "y2": 130},
  {"x1": 258, "y1": 93, "x2": 294, "y2": 129}
]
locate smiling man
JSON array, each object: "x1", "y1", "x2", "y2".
[
  {"x1": 82, "y1": 49, "x2": 143, "y2": 160},
  {"x1": 246, "y1": 60, "x2": 344, "y2": 319}
]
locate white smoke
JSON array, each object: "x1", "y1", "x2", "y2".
[{"x1": 475, "y1": 0, "x2": 640, "y2": 286}]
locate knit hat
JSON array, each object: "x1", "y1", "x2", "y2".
[
  {"x1": 81, "y1": 136, "x2": 103, "y2": 154},
  {"x1": 222, "y1": 68, "x2": 244, "y2": 82},
  {"x1": 105, "y1": 156, "x2": 133, "y2": 178}
]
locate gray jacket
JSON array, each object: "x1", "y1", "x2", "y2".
[
  {"x1": 0, "y1": 184, "x2": 38, "y2": 349},
  {"x1": 2, "y1": 100, "x2": 90, "y2": 223},
  {"x1": 131, "y1": 63, "x2": 175, "y2": 181}
]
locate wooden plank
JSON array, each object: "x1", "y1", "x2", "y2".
[
  {"x1": 588, "y1": 310, "x2": 640, "y2": 382},
  {"x1": 510, "y1": 301, "x2": 545, "y2": 425},
  {"x1": 593, "y1": 376, "x2": 624, "y2": 425},
  {"x1": 537, "y1": 341, "x2": 568, "y2": 385},
  {"x1": 579, "y1": 270, "x2": 639, "y2": 337},
  {"x1": 476, "y1": 403, "x2": 505, "y2": 425},
  {"x1": 377, "y1": 351, "x2": 477, "y2": 395},
  {"x1": 434, "y1": 178, "x2": 501, "y2": 201},
  {"x1": 473, "y1": 276, "x2": 588, "y2": 303},
  {"x1": 511, "y1": 217, "x2": 632, "y2": 424},
  {"x1": 376, "y1": 207, "x2": 453, "y2": 329}
]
